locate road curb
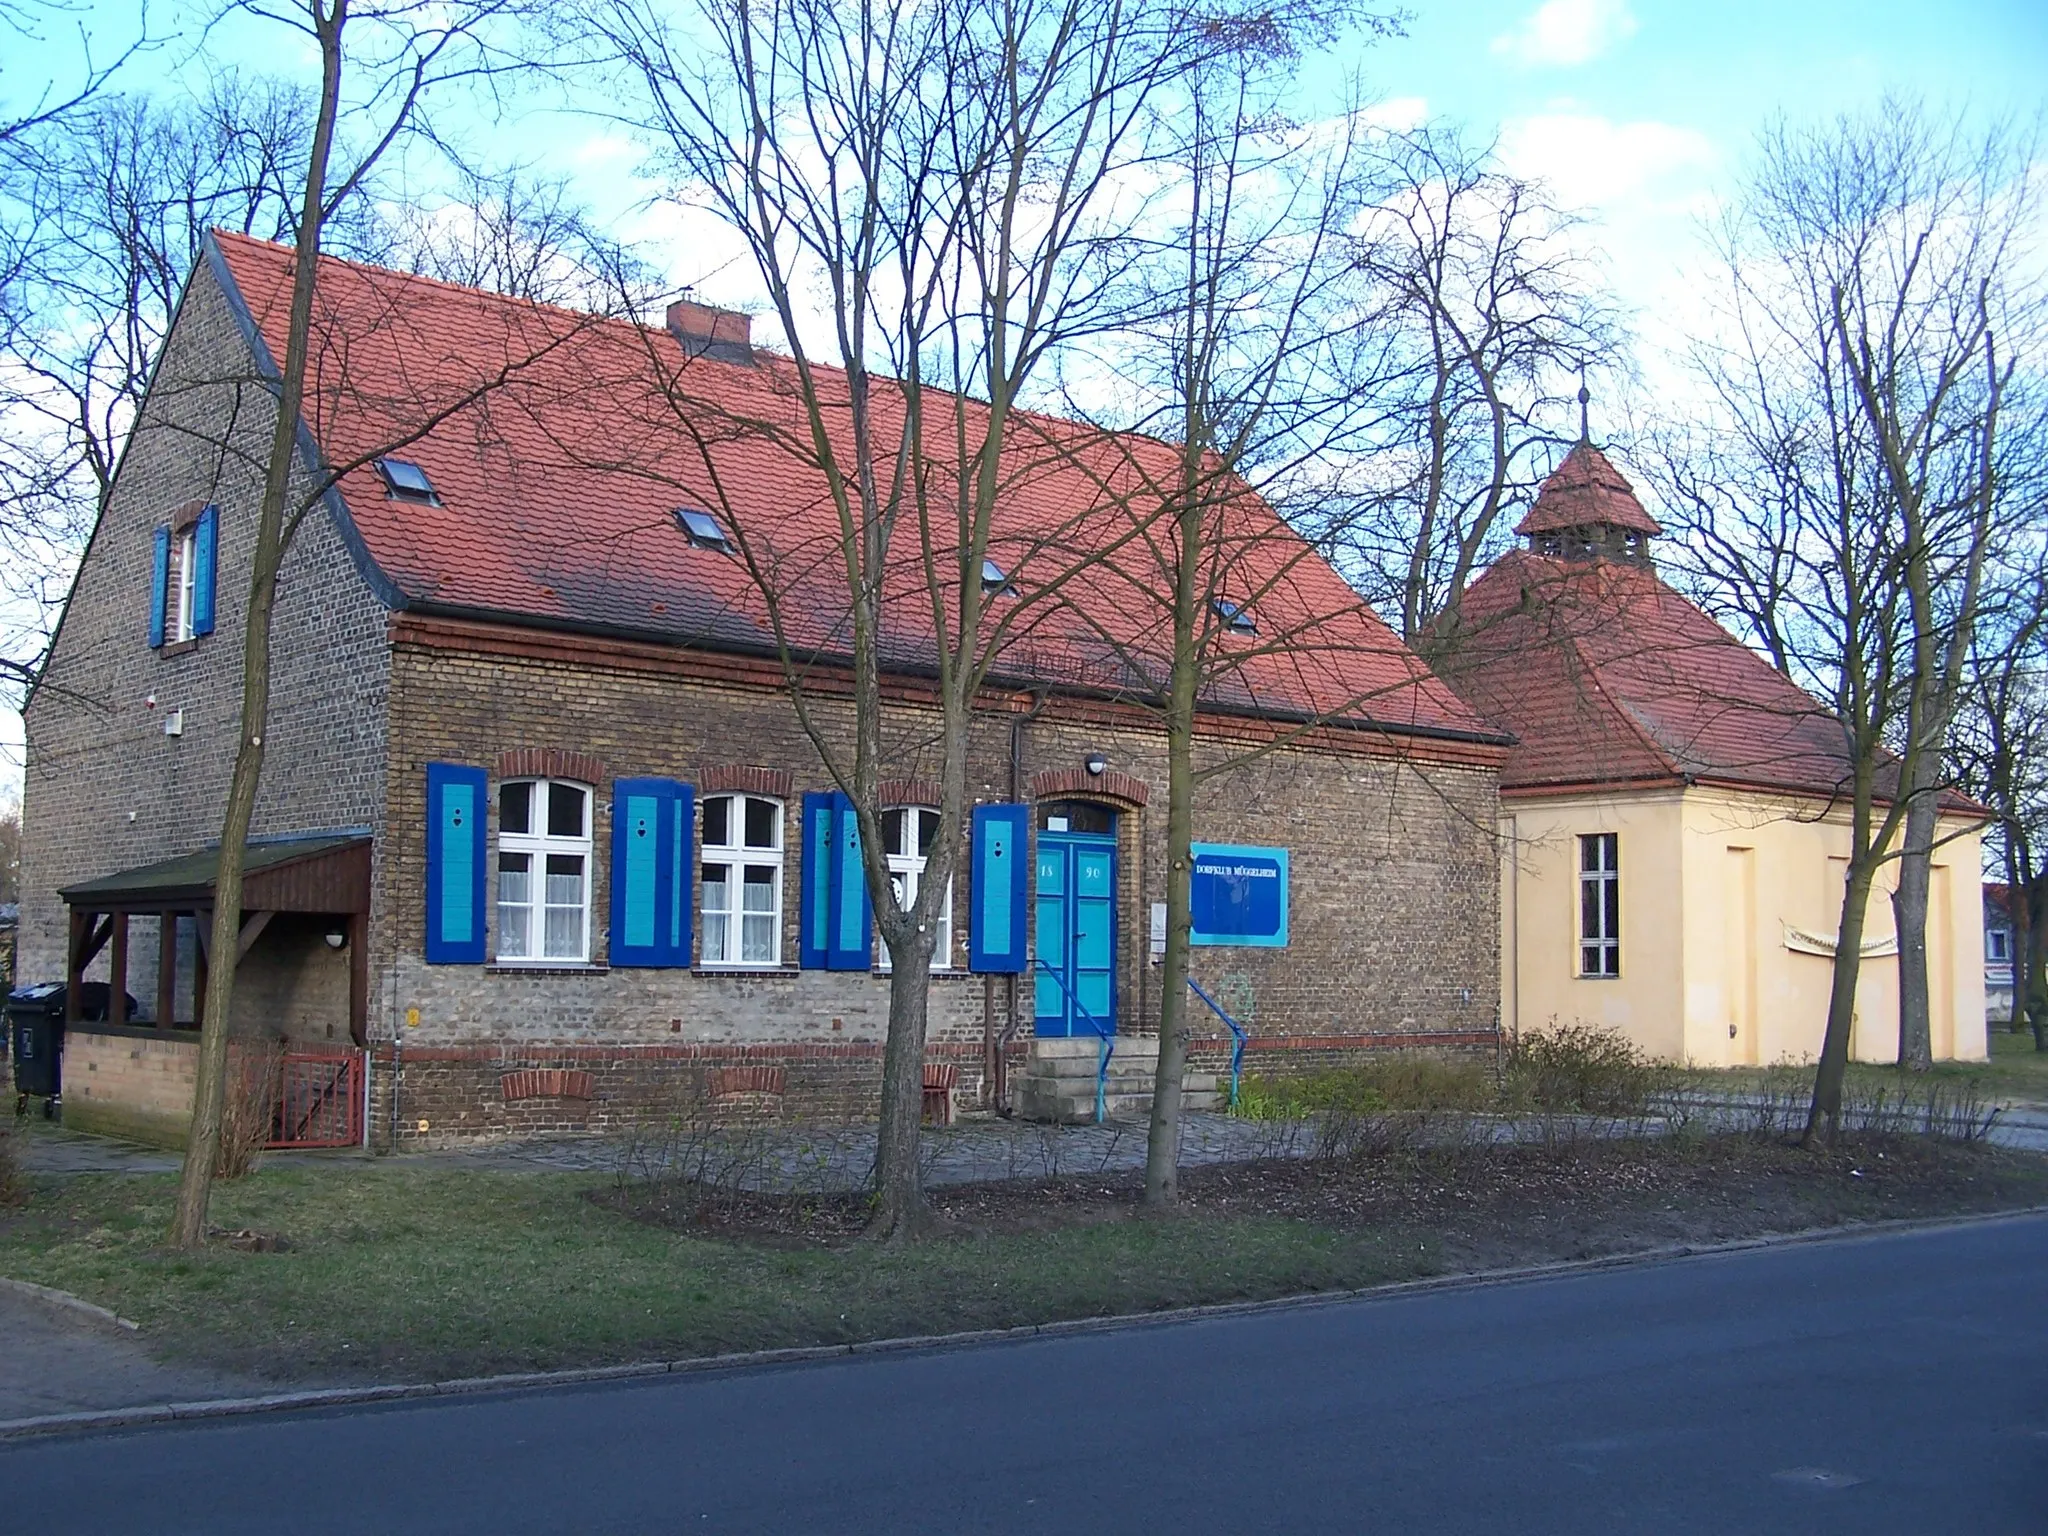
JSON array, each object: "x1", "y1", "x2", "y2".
[
  {"x1": 0, "y1": 1277, "x2": 140, "y2": 1333},
  {"x1": 4, "y1": 1202, "x2": 2046, "y2": 1444}
]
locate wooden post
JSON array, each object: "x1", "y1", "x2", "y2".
[
  {"x1": 66, "y1": 909, "x2": 88, "y2": 1023},
  {"x1": 108, "y1": 914, "x2": 130, "y2": 1025},
  {"x1": 193, "y1": 908, "x2": 210, "y2": 1028},
  {"x1": 157, "y1": 914, "x2": 178, "y2": 1028},
  {"x1": 347, "y1": 910, "x2": 369, "y2": 1048}
]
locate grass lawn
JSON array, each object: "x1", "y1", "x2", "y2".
[
  {"x1": 3, "y1": 1129, "x2": 2045, "y2": 1391},
  {"x1": 0, "y1": 1167, "x2": 1425, "y2": 1384},
  {"x1": 1672, "y1": 1025, "x2": 2048, "y2": 1108}
]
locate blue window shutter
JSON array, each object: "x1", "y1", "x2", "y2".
[
  {"x1": 826, "y1": 792, "x2": 872, "y2": 971},
  {"x1": 611, "y1": 778, "x2": 691, "y2": 967},
  {"x1": 799, "y1": 791, "x2": 832, "y2": 969},
  {"x1": 969, "y1": 803, "x2": 1029, "y2": 973},
  {"x1": 191, "y1": 505, "x2": 219, "y2": 635},
  {"x1": 149, "y1": 526, "x2": 170, "y2": 648},
  {"x1": 425, "y1": 763, "x2": 488, "y2": 964}
]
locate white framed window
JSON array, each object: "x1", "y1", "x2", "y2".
[
  {"x1": 702, "y1": 793, "x2": 783, "y2": 965},
  {"x1": 169, "y1": 527, "x2": 198, "y2": 643},
  {"x1": 879, "y1": 807, "x2": 952, "y2": 970},
  {"x1": 496, "y1": 778, "x2": 592, "y2": 963},
  {"x1": 1578, "y1": 832, "x2": 1619, "y2": 977},
  {"x1": 1988, "y1": 927, "x2": 2011, "y2": 964}
]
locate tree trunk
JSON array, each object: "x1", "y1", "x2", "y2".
[
  {"x1": 169, "y1": 12, "x2": 342, "y2": 1250},
  {"x1": 2025, "y1": 874, "x2": 2048, "y2": 1052},
  {"x1": 1805, "y1": 853, "x2": 1880, "y2": 1146},
  {"x1": 1890, "y1": 789, "x2": 1939, "y2": 1071},
  {"x1": 1144, "y1": 685, "x2": 1197, "y2": 1207},
  {"x1": 867, "y1": 931, "x2": 937, "y2": 1241}
]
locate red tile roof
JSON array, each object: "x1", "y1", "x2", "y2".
[
  {"x1": 210, "y1": 233, "x2": 1493, "y2": 743},
  {"x1": 1515, "y1": 441, "x2": 1662, "y2": 537},
  {"x1": 1442, "y1": 550, "x2": 1861, "y2": 797}
]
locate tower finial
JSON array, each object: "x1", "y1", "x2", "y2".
[{"x1": 1577, "y1": 367, "x2": 1591, "y2": 444}]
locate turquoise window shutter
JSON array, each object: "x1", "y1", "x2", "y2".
[
  {"x1": 191, "y1": 505, "x2": 218, "y2": 635},
  {"x1": 425, "y1": 763, "x2": 488, "y2": 963},
  {"x1": 610, "y1": 778, "x2": 692, "y2": 967},
  {"x1": 826, "y1": 793, "x2": 871, "y2": 971},
  {"x1": 969, "y1": 803, "x2": 1029, "y2": 972},
  {"x1": 799, "y1": 791, "x2": 832, "y2": 969},
  {"x1": 149, "y1": 526, "x2": 170, "y2": 648}
]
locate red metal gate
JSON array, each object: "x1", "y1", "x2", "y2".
[{"x1": 266, "y1": 1051, "x2": 363, "y2": 1149}]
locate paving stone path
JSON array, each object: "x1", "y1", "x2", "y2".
[{"x1": 13, "y1": 1097, "x2": 2046, "y2": 1184}]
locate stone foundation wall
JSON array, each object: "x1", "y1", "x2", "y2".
[
  {"x1": 365, "y1": 1036, "x2": 1008, "y2": 1148},
  {"x1": 61, "y1": 1026, "x2": 199, "y2": 1147}
]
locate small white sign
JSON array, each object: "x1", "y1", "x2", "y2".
[{"x1": 1150, "y1": 902, "x2": 1167, "y2": 959}]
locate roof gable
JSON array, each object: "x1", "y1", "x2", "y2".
[
  {"x1": 1441, "y1": 551, "x2": 1857, "y2": 797},
  {"x1": 208, "y1": 232, "x2": 1489, "y2": 740}
]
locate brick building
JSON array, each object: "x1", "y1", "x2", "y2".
[{"x1": 18, "y1": 233, "x2": 1508, "y2": 1147}]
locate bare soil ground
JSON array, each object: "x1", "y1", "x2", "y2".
[{"x1": 602, "y1": 1132, "x2": 2048, "y2": 1268}]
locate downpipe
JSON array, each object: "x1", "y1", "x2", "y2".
[{"x1": 994, "y1": 687, "x2": 1051, "y2": 1118}]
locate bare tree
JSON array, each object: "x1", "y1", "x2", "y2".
[
  {"x1": 1957, "y1": 563, "x2": 2048, "y2": 1050},
  {"x1": 0, "y1": 794, "x2": 19, "y2": 904},
  {"x1": 1034, "y1": 48, "x2": 1450, "y2": 1202},
  {"x1": 0, "y1": 0, "x2": 148, "y2": 149},
  {"x1": 594, "y1": 0, "x2": 1312, "y2": 1238},
  {"x1": 0, "y1": 76, "x2": 317, "y2": 700},
  {"x1": 373, "y1": 161, "x2": 644, "y2": 306},
  {"x1": 1330, "y1": 123, "x2": 1620, "y2": 646},
  {"x1": 0, "y1": 71, "x2": 627, "y2": 715},
  {"x1": 1671, "y1": 100, "x2": 2039, "y2": 1135},
  {"x1": 169, "y1": 0, "x2": 570, "y2": 1248}
]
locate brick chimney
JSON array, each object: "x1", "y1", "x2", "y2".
[{"x1": 665, "y1": 298, "x2": 754, "y2": 363}]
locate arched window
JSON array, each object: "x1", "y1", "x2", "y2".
[
  {"x1": 497, "y1": 778, "x2": 592, "y2": 963},
  {"x1": 880, "y1": 806, "x2": 952, "y2": 969},
  {"x1": 702, "y1": 793, "x2": 783, "y2": 965}
]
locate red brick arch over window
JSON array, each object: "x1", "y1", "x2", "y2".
[
  {"x1": 699, "y1": 765, "x2": 796, "y2": 800},
  {"x1": 497, "y1": 748, "x2": 606, "y2": 786},
  {"x1": 1028, "y1": 767, "x2": 1149, "y2": 809},
  {"x1": 878, "y1": 777, "x2": 942, "y2": 808}
]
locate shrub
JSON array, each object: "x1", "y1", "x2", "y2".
[
  {"x1": 215, "y1": 1040, "x2": 284, "y2": 1181},
  {"x1": 1233, "y1": 1057, "x2": 1498, "y2": 1121},
  {"x1": 1503, "y1": 1022, "x2": 1658, "y2": 1116}
]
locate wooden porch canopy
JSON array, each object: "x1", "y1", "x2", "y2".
[{"x1": 59, "y1": 835, "x2": 371, "y2": 1046}]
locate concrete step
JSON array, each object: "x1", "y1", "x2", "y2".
[
  {"x1": 1029, "y1": 1035, "x2": 1159, "y2": 1059},
  {"x1": 1013, "y1": 1071, "x2": 1220, "y2": 1125}
]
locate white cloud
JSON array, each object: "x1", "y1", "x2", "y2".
[
  {"x1": 1497, "y1": 111, "x2": 1717, "y2": 210},
  {"x1": 1491, "y1": 0, "x2": 1638, "y2": 68},
  {"x1": 1360, "y1": 96, "x2": 1429, "y2": 134}
]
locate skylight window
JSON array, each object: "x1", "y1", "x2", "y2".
[
  {"x1": 376, "y1": 457, "x2": 438, "y2": 502},
  {"x1": 1213, "y1": 598, "x2": 1256, "y2": 635},
  {"x1": 981, "y1": 559, "x2": 1015, "y2": 596},
  {"x1": 676, "y1": 507, "x2": 734, "y2": 553}
]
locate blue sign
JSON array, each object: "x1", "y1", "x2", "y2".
[{"x1": 1189, "y1": 843, "x2": 1289, "y2": 947}]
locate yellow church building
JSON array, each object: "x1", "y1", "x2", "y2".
[{"x1": 1440, "y1": 439, "x2": 1988, "y2": 1067}]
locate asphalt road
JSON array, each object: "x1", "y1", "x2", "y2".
[{"x1": 3, "y1": 1214, "x2": 2044, "y2": 1535}]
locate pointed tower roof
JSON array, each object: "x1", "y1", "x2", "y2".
[{"x1": 1515, "y1": 441, "x2": 1663, "y2": 538}]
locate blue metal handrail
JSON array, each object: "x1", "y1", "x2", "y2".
[
  {"x1": 1033, "y1": 958, "x2": 1114, "y2": 1123},
  {"x1": 1186, "y1": 977, "x2": 1248, "y2": 1109}
]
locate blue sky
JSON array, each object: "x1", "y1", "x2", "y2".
[{"x1": 1, "y1": 0, "x2": 2044, "y2": 795}]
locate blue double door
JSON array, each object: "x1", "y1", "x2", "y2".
[{"x1": 1034, "y1": 829, "x2": 1117, "y2": 1036}]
